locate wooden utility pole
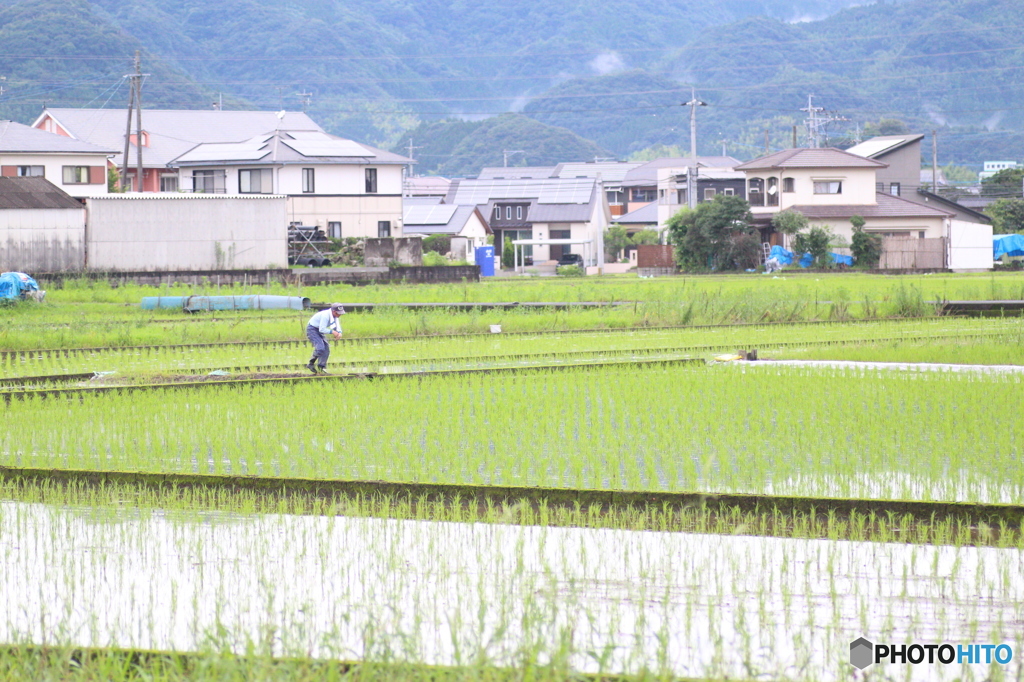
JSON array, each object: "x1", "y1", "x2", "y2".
[
  {"x1": 121, "y1": 52, "x2": 147, "y2": 192},
  {"x1": 931, "y1": 130, "x2": 938, "y2": 193}
]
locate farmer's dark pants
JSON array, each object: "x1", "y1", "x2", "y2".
[{"x1": 306, "y1": 325, "x2": 329, "y2": 368}]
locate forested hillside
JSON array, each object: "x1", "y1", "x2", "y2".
[{"x1": 3, "y1": 0, "x2": 1021, "y2": 173}]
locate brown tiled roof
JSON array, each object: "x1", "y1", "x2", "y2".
[
  {"x1": 0, "y1": 177, "x2": 84, "y2": 209},
  {"x1": 735, "y1": 148, "x2": 887, "y2": 171},
  {"x1": 778, "y1": 193, "x2": 955, "y2": 220}
]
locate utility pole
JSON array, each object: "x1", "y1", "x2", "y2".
[
  {"x1": 683, "y1": 88, "x2": 706, "y2": 209},
  {"x1": 503, "y1": 150, "x2": 524, "y2": 168},
  {"x1": 121, "y1": 52, "x2": 148, "y2": 192},
  {"x1": 404, "y1": 138, "x2": 422, "y2": 194},
  {"x1": 0, "y1": 76, "x2": 6, "y2": 98},
  {"x1": 297, "y1": 92, "x2": 313, "y2": 112},
  {"x1": 800, "y1": 94, "x2": 846, "y2": 148},
  {"x1": 932, "y1": 130, "x2": 938, "y2": 193}
]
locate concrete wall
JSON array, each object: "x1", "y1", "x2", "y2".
[
  {"x1": 287, "y1": 194, "x2": 403, "y2": 238},
  {"x1": 949, "y1": 219, "x2": 994, "y2": 271},
  {"x1": 0, "y1": 207, "x2": 86, "y2": 272},
  {"x1": 364, "y1": 237, "x2": 422, "y2": 266},
  {"x1": 85, "y1": 195, "x2": 288, "y2": 271}
]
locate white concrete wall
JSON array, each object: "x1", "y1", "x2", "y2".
[
  {"x1": 746, "y1": 167, "x2": 878, "y2": 213},
  {"x1": 85, "y1": 195, "x2": 288, "y2": 270},
  {"x1": 0, "y1": 207, "x2": 86, "y2": 272},
  {"x1": 0, "y1": 152, "x2": 109, "y2": 197},
  {"x1": 949, "y1": 219, "x2": 994, "y2": 271},
  {"x1": 287, "y1": 195, "x2": 403, "y2": 239}
]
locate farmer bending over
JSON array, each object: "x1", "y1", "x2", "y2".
[{"x1": 306, "y1": 303, "x2": 345, "y2": 374}]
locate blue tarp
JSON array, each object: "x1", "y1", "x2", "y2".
[
  {"x1": 767, "y1": 245, "x2": 853, "y2": 268},
  {"x1": 0, "y1": 272, "x2": 40, "y2": 300},
  {"x1": 994, "y1": 234, "x2": 1024, "y2": 259}
]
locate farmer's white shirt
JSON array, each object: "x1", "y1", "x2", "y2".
[{"x1": 307, "y1": 309, "x2": 341, "y2": 336}]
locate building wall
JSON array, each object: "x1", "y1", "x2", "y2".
[
  {"x1": 746, "y1": 167, "x2": 878, "y2": 212},
  {"x1": 949, "y1": 219, "x2": 993, "y2": 271},
  {"x1": 0, "y1": 152, "x2": 109, "y2": 197},
  {"x1": 802, "y1": 215, "x2": 947, "y2": 247},
  {"x1": 0, "y1": 207, "x2": 85, "y2": 272},
  {"x1": 287, "y1": 195, "x2": 403, "y2": 238},
  {"x1": 873, "y1": 142, "x2": 920, "y2": 194},
  {"x1": 85, "y1": 195, "x2": 288, "y2": 270}
]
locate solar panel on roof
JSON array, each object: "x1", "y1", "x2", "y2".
[
  {"x1": 404, "y1": 204, "x2": 458, "y2": 225},
  {"x1": 846, "y1": 138, "x2": 905, "y2": 158},
  {"x1": 452, "y1": 178, "x2": 593, "y2": 205},
  {"x1": 282, "y1": 139, "x2": 371, "y2": 157}
]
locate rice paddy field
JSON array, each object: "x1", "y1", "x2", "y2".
[{"x1": 1, "y1": 272, "x2": 1023, "y2": 681}]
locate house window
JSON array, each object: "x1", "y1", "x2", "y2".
[
  {"x1": 703, "y1": 188, "x2": 716, "y2": 201},
  {"x1": 890, "y1": 182, "x2": 901, "y2": 196},
  {"x1": 813, "y1": 181, "x2": 842, "y2": 194},
  {"x1": 677, "y1": 189, "x2": 687, "y2": 204},
  {"x1": 62, "y1": 166, "x2": 90, "y2": 184},
  {"x1": 192, "y1": 169, "x2": 226, "y2": 193},
  {"x1": 160, "y1": 174, "x2": 178, "y2": 192},
  {"x1": 631, "y1": 188, "x2": 656, "y2": 202},
  {"x1": 723, "y1": 188, "x2": 734, "y2": 196},
  {"x1": 365, "y1": 168, "x2": 378, "y2": 193},
  {"x1": 17, "y1": 166, "x2": 44, "y2": 177},
  {"x1": 516, "y1": 205, "x2": 522, "y2": 220},
  {"x1": 494, "y1": 206, "x2": 501, "y2": 221},
  {"x1": 328, "y1": 221, "x2": 341, "y2": 239},
  {"x1": 919, "y1": 231, "x2": 926, "y2": 239},
  {"x1": 377, "y1": 220, "x2": 391, "y2": 237},
  {"x1": 783, "y1": 178, "x2": 795, "y2": 192},
  {"x1": 239, "y1": 168, "x2": 273, "y2": 193},
  {"x1": 506, "y1": 206, "x2": 512, "y2": 220},
  {"x1": 302, "y1": 168, "x2": 315, "y2": 193}
]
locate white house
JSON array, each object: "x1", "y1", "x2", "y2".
[
  {"x1": 402, "y1": 198, "x2": 491, "y2": 262},
  {"x1": 1, "y1": 120, "x2": 114, "y2": 198},
  {"x1": 443, "y1": 177, "x2": 610, "y2": 268},
  {"x1": 734, "y1": 148, "x2": 954, "y2": 246},
  {"x1": 32, "y1": 108, "x2": 324, "y2": 193},
  {"x1": 170, "y1": 130, "x2": 413, "y2": 239}
]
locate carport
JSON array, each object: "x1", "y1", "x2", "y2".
[{"x1": 510, "y1": 238, "x2": 595, "y2": 273}]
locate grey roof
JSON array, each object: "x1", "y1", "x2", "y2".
[
  {"x1": 621, "y1": 156, "x2": 742, "y2": 187},
  {"x1": 403, "y1": 195, "x2": 444, "y2": 206},
  {"x1": 735, "y1": 148, "x2": 887, "y2": 171},
  {"x1": 0, "y1": 120, "x2": 116, "y2": 154},
  {"x1": 403, "y1": 204, "x2": 487, "y2": 235},
  {"x1": 612, "y1": 202, "x2": 659, "y2": 225},
  {"x1": 920, "y1": 169, "x2": 947, "y2": 186},
  {"x1": 405, "y1": 176, "x2": 451, "y2": 195},
  {"x1": 446, "y1": 177, "x2": 597, "y2": 206},
  {"x1": 845, "y1": 134, "x2": 924, "y2": 159},
  {"x1": 776, "y1": 192, "x2": 954, "y2": 220},
  {"x1": 34, "y1": 108, "x2": 325, "y2": 167},
  {"x1": 552, "y1": 161, "x2": 641, "y2": 183},
  {"x1": 526, "y1": 201, "x2": 595, "y2": 222},
  {"x1": 0, "y1": 177, "x2": 84, "y2": 209},
  {"x1": 668, "y1": 168, "x2": 746, "y2": 181},
  {"x1": 915, "y1": 189, "x2": 991, "y2": 223},
  {"x1": 476, "y1": 166, "x2": 556, "y2": 179},
  {"x1": 170, "y1": 130, "x2": 412, "y2": 167}
]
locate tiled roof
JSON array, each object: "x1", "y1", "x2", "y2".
[
  {"x1": 735, "y1": 148, "x2": 887, "y2": 171},
  {"x1": 612, "y1": 201, "x2": 658, "y2": 225},
  {"x1": 0, "y1": 177, "x2": 85, "y2": 209},
  {"x1": 35, "y1": 109, "x2": 325, "y2": 167},
  {"x1": 778, "y1": 192, "x2": 954, "y2": 219},
  {"x1": 0, "y1": 120, "x2": 115, "y2": 154},
  {"x1": 170, "y1": 130, "x2": 412, "y2": 166},
  {"x1": 622, "y1": 156, "x2": 742, "y2": 186},
  {"x1": 845, "y1": 134, "x2": 924, "y2": 159}
]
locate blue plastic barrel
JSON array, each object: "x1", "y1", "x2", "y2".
[{"x1": 475, "y1": 246, "x2": 495, "y2": 276}]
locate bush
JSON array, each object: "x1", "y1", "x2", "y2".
[
  {"x1": 327, "y1": 237, "x2": 364, "y2": 266},
  {"x1": 501, "y1": 237, "x2": 515, "y2": 269},
  {"x1": 850, "y1": 219, "x2": 881, "y2": 269},
  {"x1": 422, "y1": 234, "x2": 452, "y2": 255},
  {"x1": 556, "y1": 265, "x2": 584, "y2": 277},
  {"x1": 422, "y1": 251, "x2": 448, "y2": 266},
  {"x1": 792, "y1": 226, "x2": 833, "y2": 269}
]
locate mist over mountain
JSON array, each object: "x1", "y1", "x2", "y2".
[{"x1": 2, "y1": 0, "x2": 1018, "y2": 172}]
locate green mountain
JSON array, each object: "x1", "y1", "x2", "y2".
[
  {"x1": 395, "y1": 114, "x2": 610, "y2": 177},
  {"x1": 3, "y1": 0, "x2": 1022, "y2": 170}
]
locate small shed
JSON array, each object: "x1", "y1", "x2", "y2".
[{"x1": 0, "y1": 176, "x2": 85, "y2": 272}]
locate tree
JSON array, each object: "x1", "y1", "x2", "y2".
[
  {"x1": 771, "y1": 209, "x2": 808, "y2": 237},
  {"x1": 849, "y1": 216, "x2": 881, "y2": 268},
  {"x1": 982, "y1": 168, "x2": 1024, "y2": 196},
  {"x1": 603, "y1": 225, "x2": 631, "y2": 261},
  {"x1": 792, "y1": 226, "x2": 833, "y2": 269},
  {"x1": 501, "y1": 237, "x2": 515, "y2": 269},
  {"x1": 666, "y1": 195, "x2": 758, "y2": 271},
  {"x1": 941, "y1": 163, "x2": 978, "y2": 184},
  {"x1": 986, "y1": 199, "x2": 1024, "y2": 234},
  {"x1": 629, "y1": 229, "x2": 660, "y2": 246},
  {"x1": 422, "y1": 234, "x2": 452, "y2": 254},
  {"x1": 863, "y1": 118, "x2": 911, "y2": 137}
]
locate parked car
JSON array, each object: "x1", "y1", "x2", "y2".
[{"x1": 557, "y1": 253, "x2": 584, "y2": 268}]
